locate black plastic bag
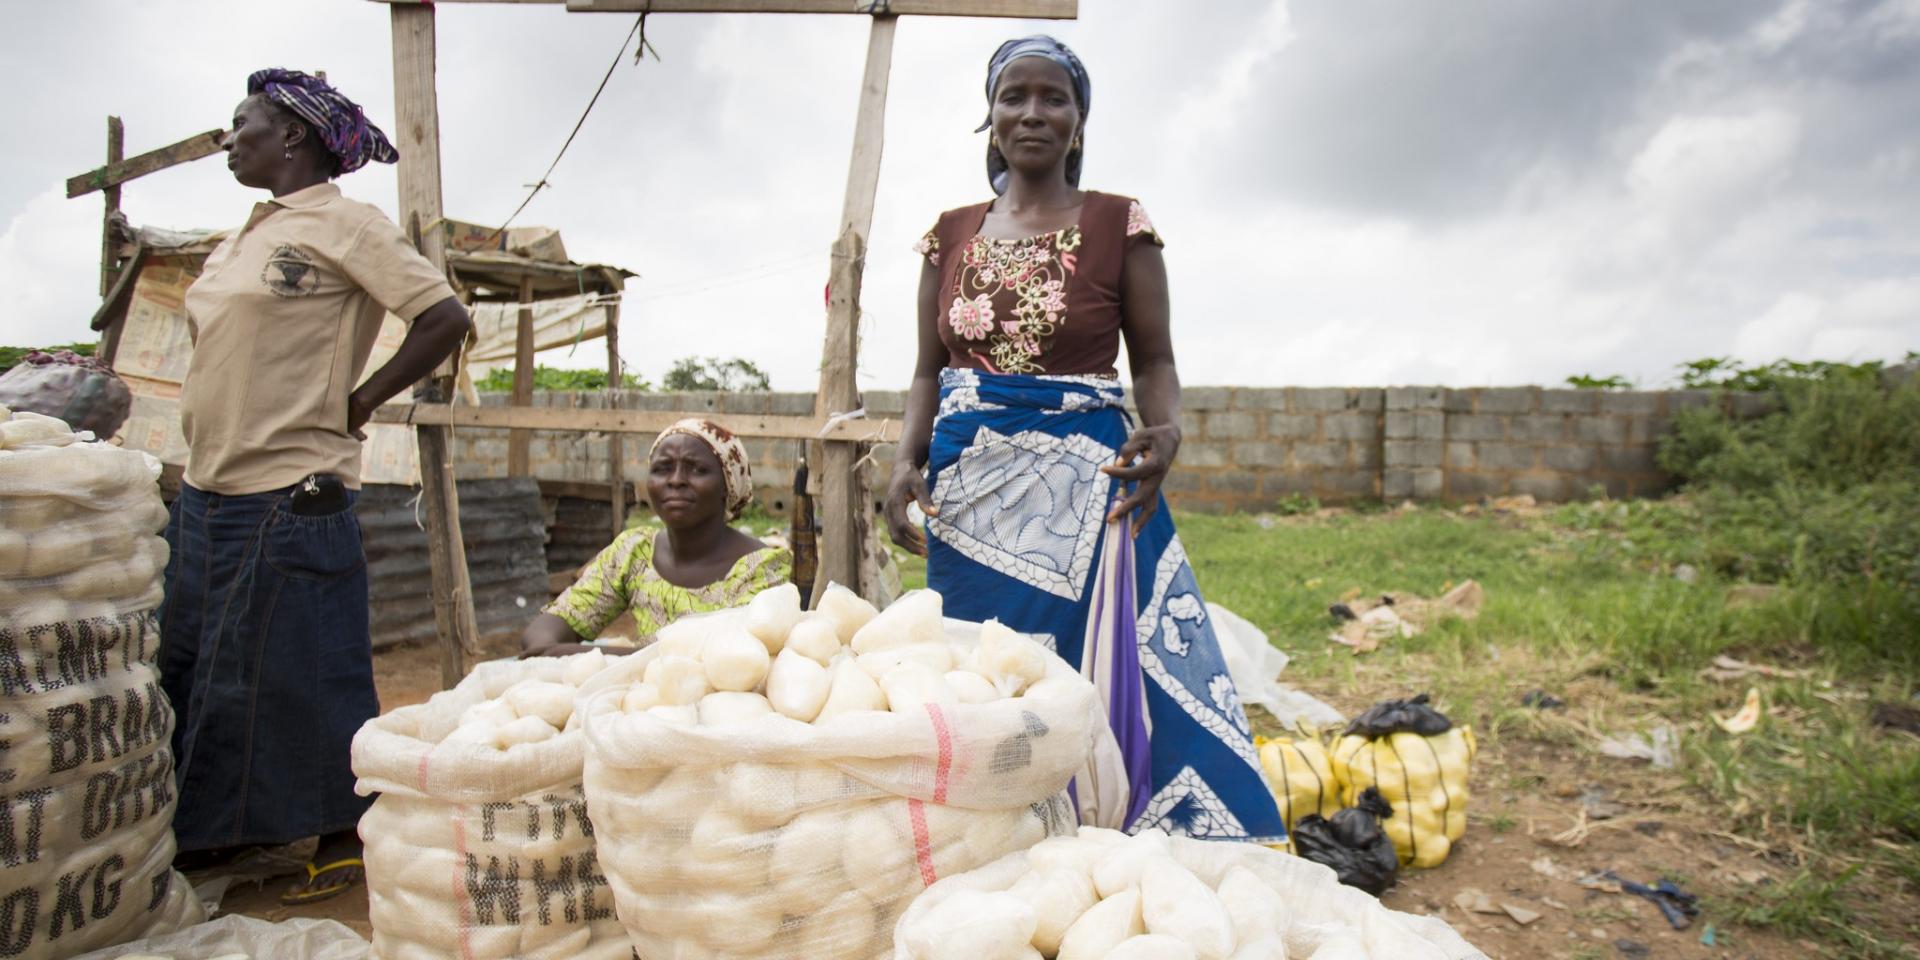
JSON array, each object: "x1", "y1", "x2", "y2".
[
  {"x1": 1291, "y1": 786, "x2": 1400, "y2": 896},
  {"x1": 1343, "y1": 692, "x2": 1454, "y2": 738}
]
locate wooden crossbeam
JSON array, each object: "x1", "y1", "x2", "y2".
[
  {"x1": 370, "y1": 0, "x2": 1076, "y2": 16},
  {"x1": 66, "y1": 129, "x2": 224, "y2": 199},
  {"x1": 370, "y1": 401, "x2": 903, "y2": 443},
  {"x1": 567, "y1": 0, "x2": 1074, "y2": 15}
]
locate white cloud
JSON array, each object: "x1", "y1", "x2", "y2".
[
  {"x1": 2, "y1": 0, "x2": 1916, "y2": 393},
  {"x1": 1735, "y1": 293, "x2": 1824, "y2": 362},
  {"x1": 1627, "y1": 111, "x2": 1801, "y2": 214},
  {"x1": 0, "y1": 188, "x2": 106, "y2": 349}
]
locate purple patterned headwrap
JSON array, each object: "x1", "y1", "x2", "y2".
[
  {"x1": 976, "y1": 36, "x2": 1091, "y2": 195},
  {"x1": 246, "y1": 68, "x2": 399, "y2": 175}
]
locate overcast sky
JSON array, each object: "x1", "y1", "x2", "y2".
[{"x1": 4, "y1": 0, "x2": 1917, "y2": 390}]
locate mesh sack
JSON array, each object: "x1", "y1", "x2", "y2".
[
  {"x1": 0, "y1": 427, "x2": 170, "y2": 624},
  {"x1": 894, "y1": 826, "x2": 1486, "y2": 960},
  {"x1": 1329, "y1": 715, "x2": 1476, "y2": 869},
  {"x1": 350, "y1": 655, "x2": 633, "y2": 960},
  {"x1": 0, "y1": 422, "x2": 204, "y2": 959},
  {"x1": 1254, "y1": 735, "x2": 1342, "y2": 852},
  {"x1": 578, "y1": 620, "x2": 1098, "y2": 960}
]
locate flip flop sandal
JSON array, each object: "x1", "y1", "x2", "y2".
[{"x1": 281, "y1": 857, "x2": 364, "y2": 905}]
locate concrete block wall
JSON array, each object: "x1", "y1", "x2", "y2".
[
  {"x1": 447, "y1": 385, "x2": 1767, "y2": 513},
  {"x1": 1399, "y1": 387, "x2": 1753, "y2": 502}
]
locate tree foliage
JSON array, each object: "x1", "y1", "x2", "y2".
[
  {"x1": 473, "y1": 365, "x2": 650, "y2": 392},
  {"x1": 662, "y1": 356, "x2": 771, "y2": 392}
]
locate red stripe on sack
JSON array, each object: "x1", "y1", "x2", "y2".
[
  {"x1": 908, "y1": 798, "x2": 938, "y2": 887},
  {"x1": 926, "y1": 703, "x2": 953, "y2": 805},
  {"x1": 416, "y1": 751, "x2": 432, "y2": 793}
]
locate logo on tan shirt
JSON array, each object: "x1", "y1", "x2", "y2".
[{"x1": 262, "y1": 244, "x2": 320, "y2": 298}]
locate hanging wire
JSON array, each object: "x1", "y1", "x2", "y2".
[{"x1": 481, "y1": 11, "x2": 659, "y2": 247}]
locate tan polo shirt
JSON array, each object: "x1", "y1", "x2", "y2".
[{"x1": 179, "y1": 182, "x2": 455, "y2": 494}]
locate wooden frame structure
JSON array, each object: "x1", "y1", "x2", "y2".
[
  {"x1": 71, "y1": 0, "x2": 1075, "y2": 689},
  {"x1": 374, "y1": 0, "x2": 1074, "y2": 687}
]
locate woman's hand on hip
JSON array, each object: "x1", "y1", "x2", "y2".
[
  {"x1": 1101, "y1": 423, "x2": 1181, "y2": 536},
  {"x1": 883, "y1": 460, "x2": 938, "y2": 556}
]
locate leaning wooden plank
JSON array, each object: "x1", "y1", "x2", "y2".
[
  {"x1": 369, "y1": 402, "x2": 905, "y2": 443},
  {"x1": 371, "y1": 0, "x2": 1076, "y2": 14},
  {"x1": 811, "y1": 14, "x2": 895, "y2": 604},
  {"x1": 565, "y1": 0, "x2": 1074, "y2": 15},
  {"x1": 392, "y1": 2, "x2": 482, "y2": 689},
  {"x1": 65, "y1": 128, "x2": 224, "y2": 198},
  {"x1": 89, "y1": 241, "x2": 147, "y2": 335}
]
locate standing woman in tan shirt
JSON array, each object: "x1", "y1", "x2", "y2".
[{"x1": 160, "y1": 69, "x2": 471, "y2": 903}]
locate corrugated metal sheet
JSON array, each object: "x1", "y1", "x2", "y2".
[
  {"x1": 359, "y1": 478, "x2": 550, "y2": 650},
  {"x1": 545, "y1": 497, "x2": 619, "y2": 576}
]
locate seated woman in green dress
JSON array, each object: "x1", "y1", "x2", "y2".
[{"x1": 521, "y1": 418, "x2": 792, "y2": 656}]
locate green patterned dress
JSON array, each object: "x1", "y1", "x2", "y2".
[{"x1": 544, "y1": 528, "x2": 793, "y2": 640}]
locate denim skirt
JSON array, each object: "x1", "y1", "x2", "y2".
[{"x1": 158, "y1": 482, "x2": 377, "y2": 852}]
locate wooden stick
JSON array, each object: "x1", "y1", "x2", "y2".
[
  {"x1": 508, "y1": 276, "x2": 536, "y2": 475},
  {"x1": 605, "y1": 274, "x2": 627, "y2": 539},
  {"x1": 370, "y1": 0, "x2": 1077, "y2": 16},
  {"x1": 65, "y1": 128, "x2": 224, "y2": 199},
  {"x1": 369, "y1": 401, "x2": 903, "y2": 443},
  {"x1": 392, "y1": 2, "x2": 481, "y2": 689},
  {"x1": 810, "y1": 14, "x2": 894, "y2": 605}
]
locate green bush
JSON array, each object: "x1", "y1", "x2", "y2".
[
  {"x1": 1657, "y1": 360, "x2": 1920, "y2": 624},
  {"x1": 1661, "y1": 374, "x2": 1920, "y2": 490},
  {"x1": 0, "y1": 341, "x2": 96, "y2": 374}
]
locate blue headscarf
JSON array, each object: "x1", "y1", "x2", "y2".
[
  {"x1": 247, "y1": 68, "x2": 399, "y2": 175},
  {"x1": 977, "y1": 36, "x2": 1091, "y2": 195}
]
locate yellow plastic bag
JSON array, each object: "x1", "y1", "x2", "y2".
[
  {"x1": 1255, "y1": 735, "x2": 1342, "y2": 852},
  {"x1": 1329, "y1": 695, "x2": 1476, "y2": 868}
]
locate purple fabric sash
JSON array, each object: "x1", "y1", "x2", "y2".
[{"x1": 1076, "y1": 493, "x2": 1154, "y2": 827}]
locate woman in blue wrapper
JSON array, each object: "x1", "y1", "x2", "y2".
[{"x1": 883, "y1": 36, "x2": 1284, "y2": 843}]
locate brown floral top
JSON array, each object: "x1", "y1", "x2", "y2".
[{"x1": 916, "y1": 192, "x2": 1163, "y2": 378}]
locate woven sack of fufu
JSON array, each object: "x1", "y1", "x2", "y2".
[
  {"x1": 0, "y1": 411, "x2": 204, "y2": 959},
  {"x1": 350, "y1": 651, "x2": 633, "y2": 960},
  {"x1": 578, "y1": 583, "x2": 1099, "y2": 960},
  {"x1": 895, "y1": 826, "x2": 1487, "y2": 960}
]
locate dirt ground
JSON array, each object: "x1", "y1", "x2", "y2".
[{"x1": 214, "y1": 638, "x2": 1825, "y2": 959}]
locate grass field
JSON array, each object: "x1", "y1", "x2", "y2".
[{"x1": 893, "y1": 497, "x2": 1919, "y2": 957}]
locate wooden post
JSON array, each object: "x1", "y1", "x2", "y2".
[
  {"x1": 97, "y1": 117, "x2": 126, "y2": 364},
  {"x1": 810, "y1": 14, "x2": 896, "y2": 605},
  {"x1": 605, "y1": 275, "x2": 627, "y2": 540},
  {"x1": 99, "y1": 117, "x2": 124, "y2": 298},
  {"x1": 392, "y1": 3, "x2": 482, "y2": 688},
  {"x1": 508, "y1": 276, "x2": 536, "y2": 475}
]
